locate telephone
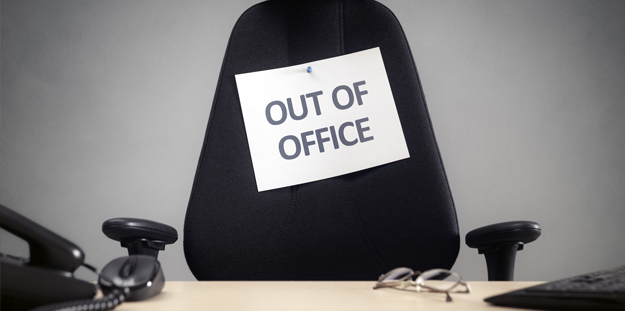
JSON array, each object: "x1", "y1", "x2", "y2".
[{"x1": 0, "y1": 204, "x2": 177, "y2": 311}]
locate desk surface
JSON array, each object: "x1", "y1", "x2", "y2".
[{"x1": 115, "y1": 281, "x2": 543, "y2": 311}]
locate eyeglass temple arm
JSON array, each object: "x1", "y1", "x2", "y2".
[{"x1": 465, "y1": 221, "x2": 541, "y2": 281}]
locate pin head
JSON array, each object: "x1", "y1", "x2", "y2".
[{"x1": 306, "y1": 66, "x2": 312, "y2": 73}]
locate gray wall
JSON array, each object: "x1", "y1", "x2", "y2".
[{"x1": 1, "y1": 0, "x2": 624, "y2": 282}]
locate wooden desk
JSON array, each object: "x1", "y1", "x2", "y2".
[{"x1": 115, "y1": 281, "x2": 543, "y2": 310}]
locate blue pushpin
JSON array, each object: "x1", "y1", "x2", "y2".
[{"x1": 306, "y1": 66, "x2": 312, "y2": 73}]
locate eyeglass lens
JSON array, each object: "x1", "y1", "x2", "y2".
[
  {"x1": 418, "y1": 269, "x2": 462, "y2": 292},
  {"x1": 378, "y1": 267, "x2": 415, "y2": 283}
]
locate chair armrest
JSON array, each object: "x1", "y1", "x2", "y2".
[
  {"x1": 102, "y1": 218, "x2": 178, "y2": 258},
  {"x1": 465, "y1": 221, "x2": 541, "y2": 281},
  {"x1": 466, "y1": 221, "x2": 541, "y2": 252}
]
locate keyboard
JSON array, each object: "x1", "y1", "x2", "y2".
[{"x1": 485, "y1": 265, "x2": 625, "y2": 310}]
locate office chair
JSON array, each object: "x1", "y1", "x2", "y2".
[{"x1": 104, "y1": 0, "x2": 541, "y2": 281}]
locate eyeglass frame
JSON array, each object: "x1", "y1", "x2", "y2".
[{"x1": 373, "y1": 267, "x2": 471, "y2": 302}]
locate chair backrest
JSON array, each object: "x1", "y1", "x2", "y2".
[{"x1": 184, "y1": 0, "x2": 459, "y2": 280}]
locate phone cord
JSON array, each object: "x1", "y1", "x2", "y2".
[{"x1": 28, "y1": 289, "x2": 126, "y2": 311}]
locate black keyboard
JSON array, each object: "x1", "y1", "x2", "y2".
[{"x1": 485, "y1": 266, "x2": 625, "y2": 310}]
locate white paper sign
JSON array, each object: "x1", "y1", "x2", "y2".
[{"x1": 235, "y1": 47, "x2": 409, "y2": 191}]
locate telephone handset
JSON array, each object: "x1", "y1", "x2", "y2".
[
  {"x1": 0, "y1": 204, "x2": 177, "y2": 311},
  {"x1": 0, "y1": 204, "x2": 97, "y2": 310}
]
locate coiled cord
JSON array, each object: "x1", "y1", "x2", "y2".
[
  {"x1": 29, "y1": 289, "x2": 126, "y2": 311},
  {"x1": 29, "y1": 263, "x2": 127, "y2": 311}
]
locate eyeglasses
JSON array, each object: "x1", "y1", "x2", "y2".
[{"x1": 373, "y1": 267, "x2": 471, "y2": 302}]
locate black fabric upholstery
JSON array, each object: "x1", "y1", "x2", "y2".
[{"x1": 184, "y1": 0, "x2": 459, "y2": 280}]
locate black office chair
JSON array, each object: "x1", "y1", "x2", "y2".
[{"x1": 103, "y1": 0, "x2": 540, "y2": 281}]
